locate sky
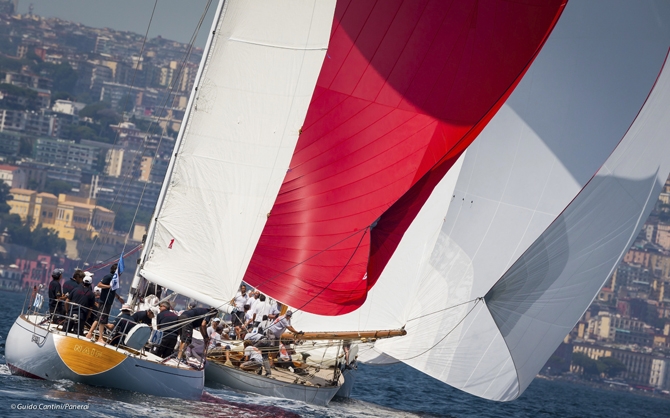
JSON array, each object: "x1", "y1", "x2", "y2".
[{"x1": 15, "y1": 0, "x2": 218, "y2": 47}]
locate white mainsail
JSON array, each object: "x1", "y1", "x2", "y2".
[
  {"x1": 136, "y1": 0, "x2": 337, "y2": 308},
  {"x1": 295, "y1": 0, "x2": 670, "y2": 401}
]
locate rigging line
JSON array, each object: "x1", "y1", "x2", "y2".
[
  {"x1": 84, "y1": 0, "x2": 159, "y2": 266},
  {"x1": 88, "y1": 0, "x2": 213, "y2": 267},
  {"x1": 294, "y1": 228, "x2": 369, "y2": 314},
  {"x1": 86, "y1": 244, "x2": 142, "y2": 273},
  {"x1": 115, "y1": 0, "x2": 211, "y2": 247},
  {"x1": 128, "y1": 0, "x2": 216, "y2": 274},
  {"x1": 122, "y1": 0, "x2": 214, "y2": 254},
  {"x1": 405, "y1": 298, "x2": 479, "y2": 323},
  {"x1": 394, "y1": 297, "x2": 483, "y2": 362}
]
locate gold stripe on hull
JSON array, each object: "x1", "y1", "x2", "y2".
[{"x1": 53, "y1": 334, "x2": 126, "y2": 376}]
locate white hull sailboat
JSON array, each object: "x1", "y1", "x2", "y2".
[{"x1": 5, "y1": 314, "x2": 203, "y2": 399}]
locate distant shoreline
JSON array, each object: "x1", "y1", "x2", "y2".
[{"x1": 537, "y1": 374, "x2": 670, "y2": 401}]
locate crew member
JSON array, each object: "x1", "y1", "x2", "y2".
[
  {"x1": 155, "y1": 301, "x2": 179, "y2": 358},
  {"x1": 89, "y1": 264, "x2": 124, "y2": 343},
  {"x1": 68, "y1": 274, "x2": 95, "y2": 336},
  {"x1": 47, "y1": 268, "x2": 63, "y2": 320},
  {"x1": 177, "y1": 305, "x2": 218, "y2": 363}
]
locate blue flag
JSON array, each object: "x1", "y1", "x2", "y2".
[
  {"x1": 111, "y1": 272, "x2": 119, "y2": 291},
  {"x1": 118, "y1": 251, "x2": 125, "y2": 274},
  {"x1": 111, "y1": 252, "x2": 124, "y2": 292}
]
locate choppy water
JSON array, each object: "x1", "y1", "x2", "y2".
[{"x1": 0, "y1": 290, "x2": 667, "y2": 417}]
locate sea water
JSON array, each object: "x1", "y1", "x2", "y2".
[{"x1": 0, "y1": 290, "x2": 666, "y2": 417}]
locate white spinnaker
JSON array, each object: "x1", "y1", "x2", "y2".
[
  {"x1": 379, "y1": 0, "x2": 670, "y2": 401},
  {"x1": 140, "y1": 0, "x2": 336, "y2": 308},
  {"x1": 295, "y1": 0, "x2": 670, "y2": 402}
]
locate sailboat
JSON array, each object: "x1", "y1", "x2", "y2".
[
  {"x1": 293, "y1": 0, "x2": 670, "y2": 402},
  {"x1": 121, "y1": 0, "x2": 567, "y2": 405},
  {"x1": 4, "y1": 270, "x2": 205, "y2": 399}
]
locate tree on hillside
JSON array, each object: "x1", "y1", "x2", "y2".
[
  {"x1": 79, "y1": 101, "x2": 113, "y2": 120},
  {"x1": 18, "y1": 137, "x2": 33, "y2": 157},
  {"x1": 0, "y1": 182, "x2": 11, "y2": 213},
  {"x1": 113, "y1": 207, "x2": 152, "y2": 234},
  {"x1": 43, "y1": 180, "x2": 73, "y2": 196},
  {"x1": 30, "y1": 226, "x2": 66, "y2": 254},
  {"x1": 117, "y1": 94, "x2": 135, "y2": 113}
]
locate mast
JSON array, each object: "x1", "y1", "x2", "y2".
[{"x1": 129, "y1": 0, "x2": 227, "y2": 303}]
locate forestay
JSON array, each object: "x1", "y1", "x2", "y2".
[{"x1": 139, "y1": 0, "x2": 337, "y2": 308}]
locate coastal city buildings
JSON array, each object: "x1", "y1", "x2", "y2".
[
  {"x1": 553, "y1": 179, "x2": 670, "y2": 391},
  {"x1": 0, "y1": 1, "x2": 194, "y2": 290}
]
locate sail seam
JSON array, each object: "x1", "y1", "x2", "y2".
[{"x1": 228, "y1": 37, "x2": 327, "y2": 51}]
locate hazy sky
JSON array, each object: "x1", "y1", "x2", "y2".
[{"x1": 16, "y1": 0, "x2": 218, "y2": 47}]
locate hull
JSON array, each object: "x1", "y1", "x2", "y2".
[
  {"x1": 205, "y1": 361, "x2": 340, "y2": 406},
  {"x1": 335, "y1": 365, "x2": 357, "y2": 398},
  {"x1": 5, "y1": 315, "x2": 204, "y2": 400}
]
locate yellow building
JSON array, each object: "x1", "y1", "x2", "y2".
[
  {"x1": 7, "y1": 188, "x2": 35, "y2": 224},
  {"x1": 8, "y1": 189, "x2": 115, "y2": 240}
]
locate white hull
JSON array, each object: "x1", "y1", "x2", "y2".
[
  {"x1": 5, "y1": 315, "x2": 204, "y2": 400},
  {"x1": 205, "y1": 361, "x2": 340, "y2": 406}
]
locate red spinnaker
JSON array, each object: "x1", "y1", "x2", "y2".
[{"x1": 244, "y1": 0, "x2": 566, "y2": 315}]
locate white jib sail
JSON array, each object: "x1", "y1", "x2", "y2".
[
  {"x1": 140, "y1": 0, "x2": 337, "y2": 308},
  {"x1": 296, "y1": 0, "x2": 670, "y2": 402}
]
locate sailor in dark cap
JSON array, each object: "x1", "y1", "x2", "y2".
[
  {"x1": 48, "y1": 268, "x2": 64, "y2": 320},
  {"x1": 154, "y1": 301, "x2": 179, "y2": 358}
]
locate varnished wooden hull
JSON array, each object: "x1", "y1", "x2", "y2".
[
  {"x1": 335, "y1": 365, "x2": 357, "y2": 398},
  {"x1": 205, "y1": 361, "x2": 341, "y2": 406},
  {"x1": 5, "y1": 315, "x2": 204, "y2": 400}
]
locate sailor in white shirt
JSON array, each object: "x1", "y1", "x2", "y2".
[
  {"x1": 246, "y1": 290, "x2": 259, "y2": 313},
  {"x1": 230, "y1": 284, "x2": 248, "y2": 332},
  {"x1": 233, "y1": 284, "x2": 248, "y2": 311},
  {"x1": 253, "y1": 294, "x2": 272, "y2": 326},
  {"x1": 240, "y1": 340, "x2": 264, "y2": 372},
  {"x1": 208, "y1": 326, "x2": 223, "y2": 350},
  {"x1": 206, "y1": 317, "x2": 221, "y2": 338}
]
